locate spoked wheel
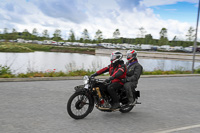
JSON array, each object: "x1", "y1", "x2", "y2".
[{"x1": 67, "y1": 92, "x2": 93, "y2": 119}]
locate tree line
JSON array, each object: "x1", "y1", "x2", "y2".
[{"x1": 0, "y1": 27, "x2": 199, "y2": 47}]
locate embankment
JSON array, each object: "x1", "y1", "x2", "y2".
[{"x1": 96, "y1": 49, "x2": 200, "y2": 61}]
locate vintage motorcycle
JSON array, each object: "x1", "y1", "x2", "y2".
[{"x1": 67, "y1": 75, "x2": 140, "y2": 119}]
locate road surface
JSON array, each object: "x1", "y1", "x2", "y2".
[{"x1": 0, "y1": 76, "x2": 200, "y2": 133}]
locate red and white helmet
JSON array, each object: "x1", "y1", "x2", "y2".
[
  {"x1": 126, "y1": 49, "x2": 137, "y2": 61},
  {"x1": 110, "y1": 51, "x2": 123, "y2": 63}
]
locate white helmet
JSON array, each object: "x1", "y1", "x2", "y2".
[{"x1": 110, "y1": 51, "x2": 123, "y2": 63}]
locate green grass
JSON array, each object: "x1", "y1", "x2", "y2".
[
  {"x1": 1, "y1": 68, "x2": 200, "y2": 78},
  {"x1": 0, "y1": 42, "x2": 95, "y2": 53},
  {"x1": 16, "y1": 70, "x2": 96, "y2": 78},
  {"x1": 0, "y1": 44, "x2": 33, "y2": 52},
  {"x1": 143, "y1": 70, "x2": 192, "y2": 75},
  {"x1": 15, "y1": 43, "x2": 54, "y2": 51}
]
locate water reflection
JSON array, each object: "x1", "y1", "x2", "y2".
[{"x1": 0, "y1": 51, "x2": 200, "y2": 74}]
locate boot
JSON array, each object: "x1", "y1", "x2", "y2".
[
  {"x1": 110, "y1": 94, "x2": 120, "y2": 109},
  {"x1": 111, "y1": 102, "x2": 120, "y2": 109}
]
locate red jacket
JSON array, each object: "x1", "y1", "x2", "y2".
[{"x1": 96, "y1": 61, "x2": 127, "y2": 85}]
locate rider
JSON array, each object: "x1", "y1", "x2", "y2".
[
  {"x1": 91, "y1": 51, "x2": 126, "y2": 109},
  {"x1": 123, "y1": 49, "x2": 143, "y2": 105}
]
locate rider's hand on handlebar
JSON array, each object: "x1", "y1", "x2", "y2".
[
  {"x1": 104, "y1": 76, "x2": 114, "y2": 83},
  {"x1": 90, "y1": 73, "x2": 98, "y2": 78}
]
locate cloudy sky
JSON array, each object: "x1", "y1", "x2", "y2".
[{"x1": 0, "y1": 0, "x2": 199, "y2": 40}]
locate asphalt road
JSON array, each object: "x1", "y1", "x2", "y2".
[{"x1": 0, "y1": 77, "x2": 200, "y2": 133}]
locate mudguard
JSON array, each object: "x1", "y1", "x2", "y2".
[
  {"x1": 74, "y1": 85, "x2": 85, "y2": 92},
  {"x1": 135, "y1": 90, "x2": 140, "y2": 98}
]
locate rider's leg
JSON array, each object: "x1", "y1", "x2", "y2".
[
  {"x1": 124, "y1": 82, "x2": 135, "y2": 104},
  {"x1": 107, "y1": 82, "x2": 122, "y2": 109}
]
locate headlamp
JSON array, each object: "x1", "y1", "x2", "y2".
[{"x1": 83, "y1": 75, "x2": 89, "y2": 84}]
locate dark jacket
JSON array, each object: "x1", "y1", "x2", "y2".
[
  {"x1": 96, "y1": 60, "x2": 127, "y2": 85},
  {"x1": 126, "y1": 60, "x2": 143, "y2": 86}
]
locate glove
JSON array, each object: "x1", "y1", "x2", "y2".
[
  {"x1": 105, "y1": 76, "x2": 114, "y2": 83},
  {"x1": 121, "y1": 78, "x2": 127, "y2": 83},
  {"x1": 90, "y1": 73, "x2": 98, "y2": 78}
]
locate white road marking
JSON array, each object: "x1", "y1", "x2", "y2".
[{"x1": 155, "y1": 124, "x2": 200, "y2": 133}]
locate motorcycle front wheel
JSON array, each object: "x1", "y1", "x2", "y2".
[{"x1": 67, "y1": 91, "x2": 93, "y2": 119}]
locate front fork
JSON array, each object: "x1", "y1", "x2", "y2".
[{"x1": 74, "y1": 85, "x2": 95, "y2": 113}]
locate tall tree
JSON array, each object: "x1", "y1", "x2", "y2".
[
  {"x1": 159, "y1": 28, "x2": 167, "y2": 38},
  {"x1": 113, "y1": 29, "x2": 120, "y2": 39},
  {"x1": 31, "y1": 28, "x2": 38, "y2": 40},
  {"x1": 42, "y1": 29, "x2": 49, "y2": 39},
  {"x1": 94, "y1": 29, "x2": 103, "y2": 43},
  {"x1": 159, "y1": 28, "x2": 168, "y2": 45},
  {"x1": 53, "y1": 29, "x2": 62, "y2": 41},
  {"x1": 186, "y1": 26, "x2": 195, "y2": 41},
  {"x1": 68, "y1": 29, "x2": 75, "y2": 42},
  {"x1": 32, "y1": 28, "x2": 38, "y2": 36},
  {"x1": 12, "y1": 28, "x2": 17, "y2": 33},
  {"x1": 82, "y1": 29, "x2": 90, "y2": 43},
  {"x1": 22, "y1": 29, "x2": 30, "y2": 40},
  {"x1": 3, "y1": 28, "x2": 8, "y2": 34},
  {"x1": 11, "y1": 28, "x2": 18, "y2": 40},
  {"x1": 145, "y1": 34, "x2": 153, "y2": 44},
  {"x1": 138, "y1": 27, "x2": 146, "y2": 38}
]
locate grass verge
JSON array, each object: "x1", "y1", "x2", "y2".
[{"x1": 1, "y1": 65, "x2": 200, "y2": 78}]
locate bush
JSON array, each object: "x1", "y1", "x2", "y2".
[
  {"x1": 17, "y1": 73, "x2": 30, "y2": 78},
  {"x1": 0, "y1": 65, "x2": 14, "y2": 78},
  {"x1": 66, "y1": 69, "x2": 95, "y2": 76},
  {"x1": 0, "y1": 74, "x2": 14, "y2": 78},
  {"x1": 195, "y1": 68, "x2": 200, "y2": 74},
  {"x1": 0, "y1": 65, "x2": 12, "y2": 75}
]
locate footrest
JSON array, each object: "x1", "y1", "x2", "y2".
[{"x1": 136, "y1": 101, "x2": 141, "y2": 104}]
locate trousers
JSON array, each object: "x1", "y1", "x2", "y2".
[
  {"x1": 124, "y1": 82, "x2": 136, "y2": 103},
  {"x1": 107, "y1": 82, "x2": 123, "y2": 103}
]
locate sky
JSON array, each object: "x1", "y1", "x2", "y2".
[{"x1": 0, "y1": 0, "x2": 199, "y2": 41}]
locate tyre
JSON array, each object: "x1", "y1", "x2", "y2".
[
  {"x1": 67, "y1": 91, "x2": 94, "y2": 119},
  {"x1": 119, "y1": 105, "x2": 134, "y2": 113}
]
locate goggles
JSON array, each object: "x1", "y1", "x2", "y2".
[
  {"x1": 110, "y1": 54, "x2": 117, "y2": 61},
  {"x1": 126, "y1": 53, "x2": 133, "y2": 60}
]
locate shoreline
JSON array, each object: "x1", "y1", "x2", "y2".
[
  {"x1": 50, "y1": 48, "x2": 95, "y2": 55},
  {"x1": 96, "y1": 49, "x2": 200, "y2": 61}
]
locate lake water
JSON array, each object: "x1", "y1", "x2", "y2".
[{"x1": 0, "y1": 51, "x2": 200, "y2": 74}]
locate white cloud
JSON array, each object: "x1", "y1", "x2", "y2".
[
  {"x1": 0, "y1": 0, "x2": 198, "y2": 41},
  {"x1": 141, "y1": 0, "x2": 197, "y2": 7}
]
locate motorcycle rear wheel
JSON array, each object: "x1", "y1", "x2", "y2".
[
  {"x1": 119, "y1": 105, "x2": 134, "y2": 113},
  {"x1": 67, "y1": 91, "x2": 93, "y2": 119}
]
